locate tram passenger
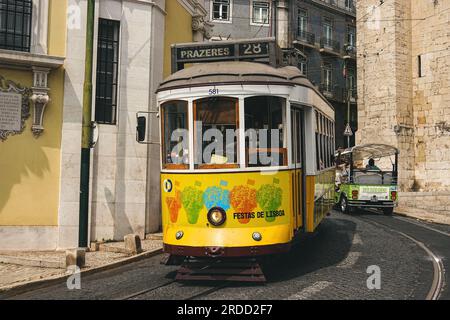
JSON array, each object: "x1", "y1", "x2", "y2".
[{"x1": 335, "y1": 160, "x2": 350, "y2": 186}]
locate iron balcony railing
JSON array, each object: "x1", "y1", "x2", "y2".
[
  {"x1": 343, "y1": 43, "x2": 357, "y2": 58},
  {"x1": 296, "y1": 30, "x2": 315, "y2": 46},
  {"x1": 320, "y1": 37, "x2": 341, "y2": 55},
  {"x1": 343, "y1": 87, "x2": 357, "y2": 102},
  {"x1": 319, "y1": 84, "x2": 344, "y2": 101}
]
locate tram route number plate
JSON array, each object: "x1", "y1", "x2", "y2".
[{"x1": 238, "y1": 42, "x2": 269, "y2": 56}]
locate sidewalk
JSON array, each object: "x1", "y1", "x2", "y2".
[
  {"x1": 0, "y1": 235, "x2": 163, "y2": 292},
  {"x1": 396, "y1": 206, "x2": 450, "y2": 225}
]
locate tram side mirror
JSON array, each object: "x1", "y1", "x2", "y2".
[
  {"x1": 136, "y1": 116, "x2": 146, "y2": 142},
  {"x1": 136, "y1": 110, "x2": 160, "y2": 145}
]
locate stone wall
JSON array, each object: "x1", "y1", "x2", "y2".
[
  {"x1": 356, "y1": 0, "x2": 450, "y2": 215},
  {"x1": 410, "y1": 0, "x2": 450, "y2": 193},
  {"x1": 399, "y1": 192, "x2": 450, "y2": 214}
]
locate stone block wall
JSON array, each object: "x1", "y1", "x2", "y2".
[{"x1": 356, "y1": 0, "x2": 450, "y2": 215}]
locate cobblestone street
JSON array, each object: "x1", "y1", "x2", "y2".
[{"x1": 3, "y1": 211, "x2": 448, "y2": 300}]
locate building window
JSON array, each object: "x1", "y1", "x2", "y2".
[
  {"x1": 212, "y1": 0, "x2": 230, "y2": 21},
  {"x1": 322, "y1": 62, "x2": 332, "y2": 93},
  {"x1": 345, "y1": 0, "x2": 354, "y2": 11},
  {"x1": 347, "y1": 68, "x2": 356, "y2": 99},
  {"x1": 323, "y1": 18, "x2": 333, "y2": 48},
  {"x1": 95, "y1": 19, "x2": 120, "y2": 125},
  {"x1": 0, "y1": 0, "x2": 32, "y2": 52},
  {"x1": 299, "y1": 58, "x2": 307, "y2": 76},
  {"x1": 297, "y1": 9, "x2": 308, "y2": 39},
  {"x1": 347, "y1": 25, "x2": 356, "y2": 47},
  {"x1": 418, "y1": 55, "x2": 424, "y2": 77},
  {"x1": 252, "y1": 1, "x2": 270, "y2": 25}
]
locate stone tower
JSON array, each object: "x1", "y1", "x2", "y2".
[{"x1": 356, "y1": 0, "x2": 450, "y2": 214}]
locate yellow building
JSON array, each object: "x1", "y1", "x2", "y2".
[
  {"x1": 0, "y1": 0, "x2": 66, "y2": 250},
  {"x1": 0, "y1": 0, "x2": 211, "y2": 251},
  {"x1": 164, "y1": 0, "x2": 213, "y2": 78}
]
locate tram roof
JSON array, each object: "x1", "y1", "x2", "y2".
[
  {"x1": 157, "y1": 61, "x2": 324, "y2": 97},
  {"x1": 338, "y1": 144, "x2": 400, "y2": 160}
]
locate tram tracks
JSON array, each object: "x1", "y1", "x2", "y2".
[
  {"x1": 118, "y1": 261, "x2": 229, "y2": 300},
  {"x1": 119, "y1": 279, "x2": 227, "y2": 300},
  {"x1": 357, "y1": 212, "x2": 445, "y2": 300}
]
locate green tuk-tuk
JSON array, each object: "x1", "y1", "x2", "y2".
[{"x1": 334, "y1": 144, "x2": 399, "y2": 215}]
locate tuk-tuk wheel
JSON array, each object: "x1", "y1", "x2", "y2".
[
  {"x1": 383, "y1": 207, "x2": 394, "y2": 215},
  {"x1": 340, "y1": 196, "x2": 349, "y2": 214}
]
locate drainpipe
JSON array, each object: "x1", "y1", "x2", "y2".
[{"x1": 79, "y1": 0, "x2": 95, "y2": 248}]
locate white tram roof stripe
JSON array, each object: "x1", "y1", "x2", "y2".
[{"x1": 156, "y1": 61, "x2": 334, "y2": 118}]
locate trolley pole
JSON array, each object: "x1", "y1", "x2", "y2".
[{"x1": 79, "y1": 0, "x2": 95, "y2": 248}]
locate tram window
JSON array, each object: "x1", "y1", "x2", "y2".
[
  {"x1": 244, "y1": 96, "x2": 286, "y2": 167},
  {"x1": 321, "y1": 116, "x2": 327, "y2": 168},
  {"x1": 194, "y1": 97, "x2": 239, "y2": 169},
  {"x1": 161, "y1": 100, "x2": 189, "y2": 169},
  {"x1": 315, "y1": 111, "x2": 335, "y2": 171},
  {"x1": 315, "y1": 111, "x2": 321, "y2": 170}
]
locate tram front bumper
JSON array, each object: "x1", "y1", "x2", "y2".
[{"x1": 163, "y1": 243, "x2": 291, "y2": 257}]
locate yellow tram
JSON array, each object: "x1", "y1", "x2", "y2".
[{"x1": 155, "y1": 61, "x2": 336, "y2": 267}]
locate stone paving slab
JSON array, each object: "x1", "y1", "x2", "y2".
[{"x1": 0, "y1": 238, "x2": 163, "y2": 291}]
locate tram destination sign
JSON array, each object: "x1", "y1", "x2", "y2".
[
  {"x1": 176, "y1": 44, "x2": 235, "y2": 61},
  {"x1": 171, "y1": 38, "x2": 277, "y2": 73}
]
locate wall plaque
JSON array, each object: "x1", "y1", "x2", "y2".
[
  {"x1": 0, "y1": 75, "x2": 31, "y2": 141},
  {"x1": 0, "y1": 92, "x2": 22, "y2": 131}
]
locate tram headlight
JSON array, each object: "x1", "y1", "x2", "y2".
[
  {"x1": 175, "y1": 231, "x2": 184, "y2": 240},
  {"x1": 252, "y1": 232, "x2": 262, "y2": 241},
  {"x1": 207, "y1": 207, "x2": 226, "y2": 226}
]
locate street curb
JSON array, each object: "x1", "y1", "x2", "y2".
[
  {"x1": 394, "y1": 209, "x2": 450, "y2": 226},
  {"x1": 0, "y1": 256, "x2": 65, "y2": 269},
  {"x1": 0, "y1": 247, "x2": 163, "y2": 299}
]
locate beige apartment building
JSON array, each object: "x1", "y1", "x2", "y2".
[{"x1": 356, "y1": 0, "x2": 450, "y2": 215}]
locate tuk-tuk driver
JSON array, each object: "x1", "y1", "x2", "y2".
[{"x1": 366, "y1": 158, "x2": 381, "y2": 171}]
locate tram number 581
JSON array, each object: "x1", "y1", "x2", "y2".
[{"x1": 208, "y1": 88, "x2": 219, "y2": 95}]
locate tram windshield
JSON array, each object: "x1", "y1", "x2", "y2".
[
  {"x1": 244, "y1": 96, "x2": 286, "y2": 167},
  {"x1": 160, "y1": 96, "x2": 288, "y2": 170},
  {"x1": 194, "y1": 97, "x2": 239, "y2": 169},
  {"x1": 161, "y1": 100, "x2": 189, "y2": 169}
]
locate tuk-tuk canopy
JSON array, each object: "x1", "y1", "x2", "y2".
[{"x1": 337, "y1": 144, "x2": 399, "y2": 161}]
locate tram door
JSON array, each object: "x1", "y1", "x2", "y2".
[{"x1": 291, "y1": 107, "x2": 306, "y2": 231}]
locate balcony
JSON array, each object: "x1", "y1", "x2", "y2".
[
  {"x1": 320, "y1": 38, "x2": 341, "y2": 56},
  {"x1": 312, "y1": 0, "x2": 356, "y2": 16},
  {"x1": 343, "y1": 87, "x2": 357, "y2": 103},
  {"x1": 342, "y1": 44, "x2": 357, "y2": 60},
  {"x1": 295, "y1": 30, "x2": 316, "y2": 48},
  {"x1": 320, "y1": 83, "x2": 344, "y2": 101}
]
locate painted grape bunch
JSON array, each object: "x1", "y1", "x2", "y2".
[
  {"x1": 257, "y1": 184, "x2": 282, "y2": 222},
  {"x1": 181, "y1": 186, "x2": 204, "y2": 224},
  {"x1": 165, "y1": 190, "x2": 182, "y2": 223},
  {"x1": 230, "y1": 185, "x2": 257, "y2": 224},
  {"x1": 203, "y1": 186, "x2": 230, "y2": 210}
]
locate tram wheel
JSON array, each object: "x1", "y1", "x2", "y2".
[
  {"x1": 340, "y1": 196, "x2": 349, "y2": 214},
  {"x1": 383, "y1": 207, "x2": 394, "y2": 215}
]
